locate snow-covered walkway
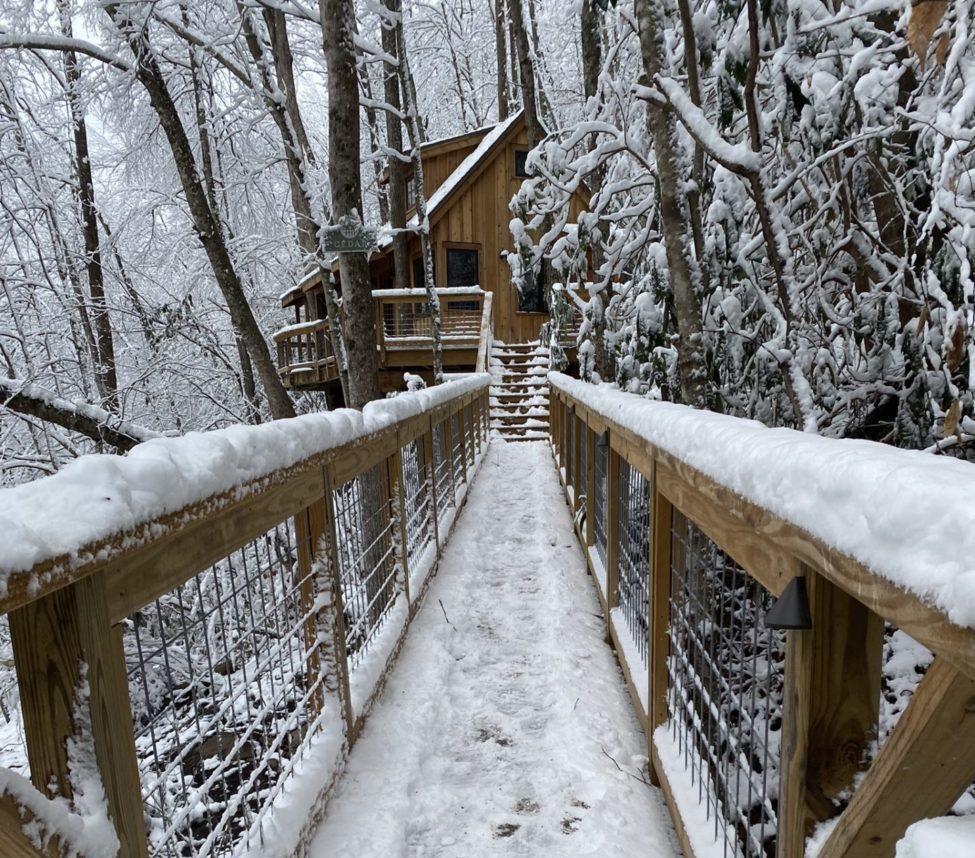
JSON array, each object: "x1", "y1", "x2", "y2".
[{"x1": 309, "y1": 440, "x2": 677, "y2": 857}]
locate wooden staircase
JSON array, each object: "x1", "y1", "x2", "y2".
[{"x1": 489, "y1": 342, "x2": 550, "y2": 441}]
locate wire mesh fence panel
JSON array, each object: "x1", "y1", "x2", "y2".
[
  {"x1": 617, "y1": 459, "x2": 650, "y2": 665},
  {"x1": 400, "y1": 438, "x2": 434, "y2": 571},
  {"x1": 593, "y1": 436, "x2": 609, "y2": 565},
  {"x1": 432, "y1": 420, "x2": 455, "y2": 520},
  {"x1": 125, "y1": 520, "x2": 330, "y2": 857},
  {"x1": 449, "y1": 414, "x2": 464, "y2": 487},
  {"x1": 331, "y1": 462, "x2": 399, "y2": 671},
  {"x1": 666, "y1": 510, "x2": 785, "y2": 858}
]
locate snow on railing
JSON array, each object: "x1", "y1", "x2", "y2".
[
  {"x1": 549, "y1": 371, "x2": 975, "y2": 858},
  {"x1": 0, "y1": 375, "x2": 490, "y2": 858}
]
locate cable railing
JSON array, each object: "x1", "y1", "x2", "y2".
[
  {"x1": 549, "y1": 371, "x2": 975, "y2": 858},
  {"x1": 0, "y1": 375, "x2": 489, "y2": 858}
]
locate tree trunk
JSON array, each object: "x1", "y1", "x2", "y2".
[
  {"x1": 104, "y1": 4, "x2": 297, "y2": 419},
  {"x1": 508, "y1": 0, "x2": 544, "y2": 146},
  {"x1": 60, "y1": 2, "x2": 118, "y2": 409},
  {"x1": 393, "y1": 3, "x2": 444, "y2": 383},
  {"x1": 634, "y1": 0, "x2": 706, "y2": 407},
  {"x1": 237, "y1": 4, "x2": 351, "y2": 401},
  {"x1": 494, "y1": 0, "x2": 510, "y2": 120},
  {"x1": 381, "y1": 0, "x2": 411, "y2": 293},
  {"x1": 579, "y1": 0, "x2": 613, "y2": 382},
  {"x1": 320, "y1": 0, "x2": 382, "y2": 409}
]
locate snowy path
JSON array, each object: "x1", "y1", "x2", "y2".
[{"x1": 309, "y1": 441, "x2": 678, "y2": 857}]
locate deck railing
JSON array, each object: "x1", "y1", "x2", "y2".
[
  {"x1": 0, "y1": 376, "x2": 490, "y2": 858},
  {"x1": 276, "y1": 289, "x2": 493, "y2": 388},
  {"x1": 275, "y1": 319, "x2": 337, "y2": 387},
  {"x1": 374, "y1": 287, "x2": 486, "y2": 357},
  {"x1": 549, "y1": 372, "x2": 975, "y2": 858}
]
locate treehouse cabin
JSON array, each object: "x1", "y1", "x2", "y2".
[{"x1": 275, "y1": 110, "x2": 589, "y2": 396}]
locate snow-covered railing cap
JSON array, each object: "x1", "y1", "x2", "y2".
[
  {"x1": 0, "y1": 374, "x2": 489, "y2": 616},
  {"x1": 549, "y1": 371, "x2": 975, "y2": 664}
]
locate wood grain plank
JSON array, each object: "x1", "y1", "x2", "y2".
[
  {"x1": 819, "y1": 656, "x2": 975, "y2": 858},
  {"x1": 10, "y1": 573, "x2": 147, "y2": 857}
]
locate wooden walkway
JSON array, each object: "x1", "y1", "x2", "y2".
[{"x1": 309, "y1": 441, "x2": 677, "y2": 857}]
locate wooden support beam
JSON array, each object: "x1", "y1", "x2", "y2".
[
  {"x1": 321, "y1": 465, "x2": 356, "y2": 737},
  {"x1": 819, "y1": 656, "x2": 975, "y2": 858},
  {"x1": 777, "y1": 568, "x2": 883, "y2": 858},
  {"x1": 605, "y1": 445, "x2": 621, "y2": 611},
  {"x1": 585, "y1": 425, "x2": 596, "y2": 548},
  {"x1": 389, "y1": 448, "x2": 412, "y2": 605},
  {"x1": 649, "y1": 492, "x2": 673, "y2": 786},
  {"x1": 10, "y1": 574, "x2": 148, "y2": 858},
  {"x1": 423, "y1": 418, "x2": 442, "y2": 553},
  {"x1": 0, "y1": 793, "x2": 65, "y2": 858}
]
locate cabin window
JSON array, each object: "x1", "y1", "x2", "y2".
[
  {"x1": 446, "y1": 248, "x2": 478, "y2": 288},
  {"x1": 405, "y1": 173, "x2": 416, "y2": 210},
  {"x1": 315, "y1": 294, "x2": 328, "y2": 321},
  {"x1": 412, "y1": 255, "x2": 426, "y2": 289},
  {"x1": 514, "y1": 149, "x2": 531, "y2": 178},
  {"x1": 445, "y1": 247, "x2": 480, "y2": 311},
  {"x1": 518, "y1": 265, "x2": 546, "y2": 313}
]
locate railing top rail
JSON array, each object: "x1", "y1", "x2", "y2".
[
  {"x1": 0, "y1": 375, "x2": 490, "y2": 620},
  {"x1": 475, "y1": 292, "x2": 494, "y2": 373},
  {"x1": 372, "y1": 286, "x2": 484, "y2": 299},
  {"x1": 550, "y1": 371, "x2": 975, "y2": 675},
  {"x1": 273, "y1": 319, "x2": 329, "y2": 341}
]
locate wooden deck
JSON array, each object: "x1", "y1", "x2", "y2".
[{"x1": 276, "y1": 288, "x2": 493, "y2": 392}]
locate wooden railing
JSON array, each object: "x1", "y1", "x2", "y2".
[
  {"x1": 374, "y1": 287, "x2": 485, "y2": 354},
  {"x1": 277, "y1": 289, "x2": 493, "y2": 386},
  {"x1": 0, "y1": 377, "x2": 490, "y2": 858},
  {"x1": 549, "y1": 372, "x2": 975, "y2": 858},
  {"x1": 275, "y1": 319, "x2": 337, "y2": 387}
]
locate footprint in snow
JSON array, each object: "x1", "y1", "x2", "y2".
[
  {"x1": 514, "y1": 798, "x2": 540, "y2": 815},
  {"x1": 494, "y1": 822, "x2": 520, "y2": 838}
]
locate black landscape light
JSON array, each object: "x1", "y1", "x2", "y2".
[{"x1": 765, "y1": 576, "x2": 812, "y2": 630}]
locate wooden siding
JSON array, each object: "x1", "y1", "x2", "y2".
[
  {"x1": 396, "y1": 122, "x2": 589, "y2": 343},
  {"x1": 287, "y1": 115, "x2": 590, "y2": 351}
]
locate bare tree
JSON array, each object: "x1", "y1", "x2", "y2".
[{"x1": 320, "y1": 0, "x2": 382, "y2": 408}]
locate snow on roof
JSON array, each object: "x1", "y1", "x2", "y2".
[
  {"x1": 550, "y1": 372, "x2": 975, "y2": 630},
  {"x1": 0, "y1": 375, "x2": 490, "y2": 583},
  {"x1": 376, "y1": 110, "x2": 525, "y2": 253}
]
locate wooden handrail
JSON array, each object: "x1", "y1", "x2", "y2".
[
  {"x1": 548, "y1": 374, "x2": 975, "y2": 858},
  {"x1": 475, "y1": 291, "x2": 493, "y2": 373},
  {"x1": 0, "y1": 377, "x2": 492, "y2": 858}
]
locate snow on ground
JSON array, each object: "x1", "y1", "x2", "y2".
[
  {"x1": 895, "y1": 816, "x2": 975, "y2": 858},
  {"x1": 309, "y1": 441, "x2": 677, "y2": 857}
]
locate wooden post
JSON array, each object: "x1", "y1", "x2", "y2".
[
  {"x1": 777, "y1": 567, "x2": 883, "y2": 858},
  {"x1": 585, "y1": 424, "x2": 596, "y2": 549},
  {"x1": 388, "y1": 448, "x2": 413, "y2": 605},
  {"x1": 321, "y1": 465, "x2": 356, "y2": 735},
  {"x1": 605, "y1": 445, "x2": 622, "y2": 610},
  {"x1": 464, "y1": 402, "x2": 476, "y2": 471},
  {"x1": 648, "y1": 487, "x2": 673, "y2": 785},
  {"x1": 294, "y1": 499, "x2": 328, "y2": 718},
  {"x1": 818, "y1": 656, "x2": 975, "y2": 858},
  {"x1": 455, "y1": 407, "x2": 468, "y2": 484},
  {"x1": 573, "y1": 414, "x2": 584, "y2": 517},
  {"x1": 10, "y1": 574, "x2": 149, "y2": 858},
  {"x1": 423, "y1": 418, "x2": 442, "y2": 553}
]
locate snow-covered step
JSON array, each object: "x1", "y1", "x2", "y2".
[{"x1": 489, "y1": 341, "x2": 551, "y2": 439}]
